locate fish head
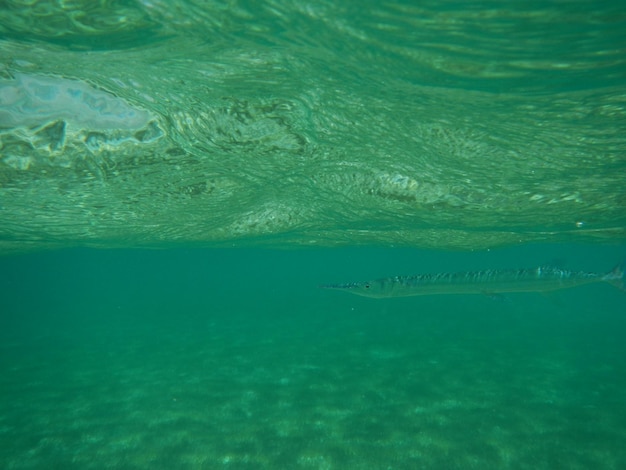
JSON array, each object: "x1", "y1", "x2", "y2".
[{"x1": 319, "y1": 280, "x2": 388, "y2": 298}]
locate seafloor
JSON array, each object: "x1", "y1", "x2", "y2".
[{"x1": 1, "y1": 247, "x2": 625, "y2": 469}]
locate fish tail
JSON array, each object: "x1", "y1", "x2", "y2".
[{"x1": 603, "y1": 263, "x2": 625, "y2": 291}]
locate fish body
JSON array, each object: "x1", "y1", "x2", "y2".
[{"x1": 321, "y1": 264, "x2": 624, "y2": 298}]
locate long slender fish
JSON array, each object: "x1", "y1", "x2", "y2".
[{"x1": 321, "y1": 264, "x2": 625, "y2": 298}]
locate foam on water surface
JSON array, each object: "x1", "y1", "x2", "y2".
[
  {"x1": 0, "y1": 73, "x2": 153, "y2": 131},
  {"x1": 0, "y1": 72, "x2": 163, "y2": 170}
]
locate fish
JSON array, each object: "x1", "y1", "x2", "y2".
[{"x1": 320, "y1": 264, "x2": 625, "y2": 298}]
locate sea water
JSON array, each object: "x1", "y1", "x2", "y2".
[{"x1": 0, "y1": 1, "x2": 625, "y2": 469}]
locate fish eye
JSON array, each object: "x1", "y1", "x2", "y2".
[{"x1": 364, "y1": 284, "x2": 370, "y2": 289}]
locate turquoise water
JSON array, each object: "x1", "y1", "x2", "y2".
[
  {"x1": 1, "y1": 0, "x2": 626, "y2": 468},
  {"x1": 1, "y1": 0, "x2": 625, "y2": 250},
  {"x1": 1, "y1": 245, "x2": 625, "y2": 468}
]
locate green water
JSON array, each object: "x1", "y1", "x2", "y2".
[
  {"x1": 1, "y1": 0, "x2": 625, "y2": 251},
  {"x1": 1, "y1": 245, "x2": 625, "y2": 469},
  {"x1": 1, "y1": 0, "x2": 626, "y2": 468}
]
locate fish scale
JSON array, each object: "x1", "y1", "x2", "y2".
[{"x1": 321, "y1": 265, "x2": 624, "y2": 298}]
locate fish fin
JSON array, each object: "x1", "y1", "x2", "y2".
[{"x1": 603, "y1": 263, "x2": 625, "y2": 291}]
